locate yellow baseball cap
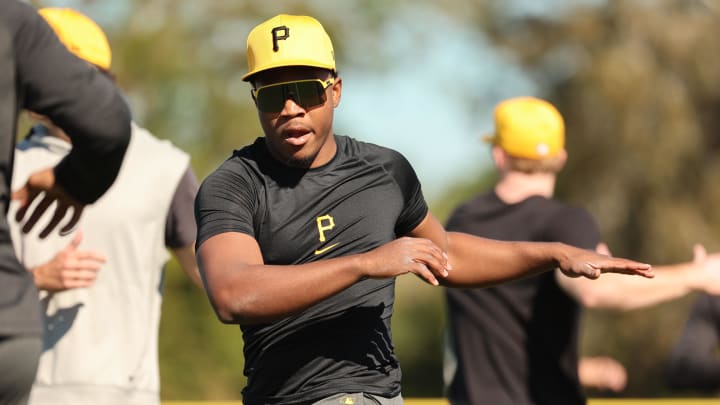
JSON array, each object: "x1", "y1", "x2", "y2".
[
  {"x1": 39, "y1": 8, "x2": 112, "y2": 71},
  {"x1": 484, "y1": 97, "x2": 565, "y2": 159},
  {"x1": 242, "y1": 14, "x2": 335, "y2": 81}
]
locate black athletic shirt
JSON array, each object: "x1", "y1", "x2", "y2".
[
  {"x1": 444, "y1": 191, "x2": 600, "y2": 405},
  {"x1": 0, "y1": 0, "x2": 130, "y2": 337},
  {"x1": 195, "y1": 135, "x2": 429, "y2": 405},
  {"x1": 666, "y1": 293, "x2": 720, "y2": 393}
]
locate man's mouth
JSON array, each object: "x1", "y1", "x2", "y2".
[{"x1": 283, "y1": 128, "x2": 311, "y2": 146}]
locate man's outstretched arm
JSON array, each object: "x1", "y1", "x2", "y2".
[
  {"x1": 408, "y1": 212, "x2": 653, "y2": 287},
  {"x1": 198, "y1": 212, "x2": 651, "y2": 326}
]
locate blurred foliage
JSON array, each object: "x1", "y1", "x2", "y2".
[
  {"x1": 32, "y1": 0, "x2": 720, "y2": 400},
  {"x1": 160, "y1": 259, "x2": 245, "y2": 400}
]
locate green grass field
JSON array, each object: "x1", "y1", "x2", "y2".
[{"x1": 164, "y1": 399, "x2": 719, "y2": 405}]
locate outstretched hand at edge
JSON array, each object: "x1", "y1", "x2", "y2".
[{"x1": 557, "y1": 244, "x2": 653, "y2": 280}]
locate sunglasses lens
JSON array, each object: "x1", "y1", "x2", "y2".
[
  {"x1": 255, "y1": 81, "x2": 328, "y2": 112},
  {"x1": 255, "y1": 85, "x2": 285, "y2": 112}
]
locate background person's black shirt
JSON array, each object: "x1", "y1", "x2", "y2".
[
  {"x1": 196, "y1": 135, "x2": 428, "y2": 405},
  {"x1": 444, "y1": 191, "x2": 600, "y2": 405},
  {"x1": 666, "y1": 293, "x2": 720, "y2": 392}
]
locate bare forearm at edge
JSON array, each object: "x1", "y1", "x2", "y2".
[{"x1": 440, "y1": 232, "x2": 560, "y2": 288}]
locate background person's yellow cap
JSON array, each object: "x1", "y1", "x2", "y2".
[
  {"x1": 484, "y1": 96, "x2": 565, "y2": 159},
  {"x1": 242, "y1": 14, "x2": 335, "y2": 81},
  {"x1": 39, "y1": 7, "x2": 112, "y2": 71}
]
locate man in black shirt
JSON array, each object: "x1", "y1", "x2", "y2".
[
  {"x1": 443, "y1": 96, "x2": 720, "y2": 405},
  {"x1": 666, "y1": 293, "x2": 720, "y2": 393},
  {"x1": 194, "y1": 14, "x2": 653, "y2": 405},
  {"x1": 0, "y1": 2, "x2": 130, "y2": 404}
]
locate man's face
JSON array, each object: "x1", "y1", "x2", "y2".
[{"x1": 251, "y1": 66, "x2": 342, "y2": 168}]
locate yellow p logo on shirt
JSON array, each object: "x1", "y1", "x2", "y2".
[{"x1": 316, "y1": 214, "x2": 335, "y2": 242}]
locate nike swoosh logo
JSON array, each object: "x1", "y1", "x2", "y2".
[{"x1": 314, "y1": 243, "x2": 339, "y2": 255}]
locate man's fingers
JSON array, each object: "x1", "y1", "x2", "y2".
[
  {"x1": 413, "y1": 249, "x2": 449, "y2": 279},
  {"x1": 62, "y1": 278, "x2": 96, "y2": 289},
  {"x1": 72, "y1": 269, "x2": 101, "y2": 280},
  {"x1": 580, "y1": 265, "x2": 601, "y2": 279},
  {"x1": 65, "y1": 255, "x2": 105, "y2": 271},
  {"x1": 69, "y1": 260, "x2": 104, "y2": 272},
  {"x1": 39, "y1": 204, "x2": 69, "y2": 239},
  {"x1": 62, "y1": 268, "x2": 100, "y2": 281},
  {"x1": 592, "y1": 259, "x2": 654, "y2": 278},
  {"x1": 69, "y1": 229, "x2": 84, "y2": 249},
  {"x1": 73, "y1": 250, "x2": 106, "y2": 263},
  {"x1": 21, "y1": 195, "x2": 54, "y2": 234},
  {"x1": 411, "y1": 263, "x2": 439, "y2": 286},
  {"x1": 60, "y1": 205, "x2": 83, "y2": 235}
]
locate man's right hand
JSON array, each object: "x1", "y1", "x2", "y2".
[
  {"x1": 359, "y1": 237, "x2": 451, "y2": 286},
  {"x1": 12, "y1": 167, "x2": 85, "y2": 238},
  {"x1": 31, "y1": 230, "x2": 106, "y2": 292}
]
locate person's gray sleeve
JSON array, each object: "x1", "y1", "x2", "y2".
[
  {"x1": 10, "y1": 1, "x2": 130, "y2": 203},
  {"x1": 666, "y1": 293, "x2": 720, "y2": 391},
  {"x1": 165, "y1": 165, "x2": 198, "y2": 249}
]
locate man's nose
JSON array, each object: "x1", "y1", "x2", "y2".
[{"x1": 279, "y1": 96, "x2": 305, "y2": 116}]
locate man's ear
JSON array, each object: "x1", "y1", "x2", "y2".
[
  {"x1": 331, "y1": 77, "x2": 342, "y2": 107},
  {"x1": 491, "y1": 146, "x2": 507, "y2": 170},
  {"x1": 557, "y1": 149, "x2": 568, "y2": 170}
]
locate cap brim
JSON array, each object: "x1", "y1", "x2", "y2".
[
  {"x1": 242, "y1": 61, "x2": 336, "y2": 81},
  {"x1": 482, "y1": 133, "x2": 496, "y2": 144}
]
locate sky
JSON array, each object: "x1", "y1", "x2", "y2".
[
  {"x1": 334, "y1": 1, "x2": 606, "y2": 201},
  {"x1": 336, "y1": 7, "x2": 538, "y2": 201},
  {"x1": 39, "y1": 0, "x2": 605, "y2": 202}
]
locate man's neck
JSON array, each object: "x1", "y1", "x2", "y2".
[{"x1": 494, "y1": 171, "x2": 556, "y2": 204}]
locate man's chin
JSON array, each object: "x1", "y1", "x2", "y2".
[{"x1": 285, "y1": 153, "x2": 317, "y2": 169}]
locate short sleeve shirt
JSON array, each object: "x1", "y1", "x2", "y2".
[
  {"x1": 195, "y1": 135, "x2": 428, "y2": 405},
  {"x1": 444, "y1": 191, "x2": 600, "y2": 405}
]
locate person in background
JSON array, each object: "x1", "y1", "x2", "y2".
[
  {"x1": 8, "y1": 8, "x2": 200, "y2": 405},
  {"x1": 194, "y1": 14, "x2": 652, "y2": 405},
  {"x1": 443, "y1": 96, "x2": 720, "y2": 405},
  {"x1": 666, "y1": 293, "x2": 720, "y2": 393},
  {"x1": 0, "y1": 2, "x2": 131, "y2": 404}
]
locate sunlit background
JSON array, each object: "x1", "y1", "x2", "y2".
[{"x1": 26, "y1": 0, "x2": 720, "y2": 401}]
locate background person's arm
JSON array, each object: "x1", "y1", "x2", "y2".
[{"x1": 166, "y1": 166, "x2": 202, "y2": 288}]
